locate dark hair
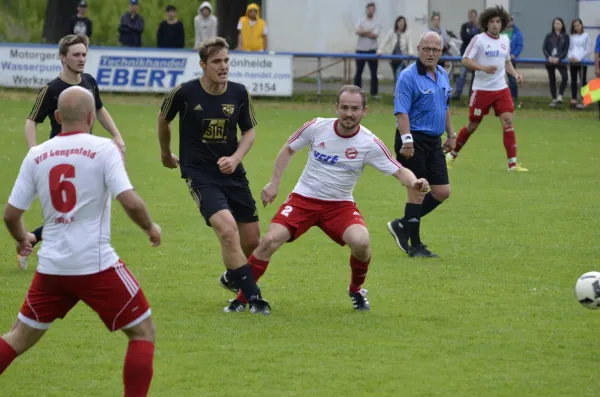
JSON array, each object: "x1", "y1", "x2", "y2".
[
  {"x1": 468, "y1": 9, "x2": 477, "y2": 16},
  {"x1": 366, "y1": 2, "x2": 375, "y2": 8},
  {"x1": 58, "y1": 34, "x2": 88, "y2": 56},
  {"x1": 198, "y1": 37, "x2": 229, "y2": 62},
  {"x1": 431, "y1": 11, "x2": 440, "y2": 20},
  {"x1": 166, "y1": 5, "x2": 176, "y2": 12},
  {"x1": 570, "y1": 18, "x2": 583, "y2": 34},
  {"x1": 552, "y1": 17, "x2": 566, "y2": 34},
  {"x1": 337, "y1": 85, "x2": 366, "y2": 108},
  {"x1": 478, "y1": 5, "x2": 510, "y2": 32},
  {"x1": 395, "y1": 16, "x2": 407, "y2": 33}
]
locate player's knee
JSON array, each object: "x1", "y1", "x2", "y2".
[
  {"x1": 346, "y1": 231, "x2": 371, "y2": 258},
  {"x1": 260, "y1": 232, "x2": 285, "y2": 255},
  {"x1": 215, "y1": 224, "x2": 240, "y2": 248},
  {"x1": 432, "y1": 185, "x2": 451, "y2": 202},
  {"x1": 124, "y1": 317, "x2": 155, "y2": 343},
  {"x1": 407, "y1": 188, "x2": 425, "y2": 204},
  {"x1": 4, "y1": 322, "x2": 44, "y2": 355}
]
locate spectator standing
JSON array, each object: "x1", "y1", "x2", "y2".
[
  {"x1": 568, "y1": 18, "x2": 591, "y2": 109},
  {"x1": 452, "y1": 9, "x2": 480, "y2": 100},
  {"x1": 428, "y1": 12, "x2": 450, "y2": 68},
  {"x1": 543, "y1": 18, "x2": 569, "y2": 107},
  {"x1": 67, "y1": 1, "x2": 92, "y2": 39},
  {"x1": 237, "y1": 3, "x2": 268, "y2": 51},
  {"x1": 354, "y1": 2, "x2": 381, "y2": 98},
  {"x1": 377, "y1": 16, "x2": 414, "y2": 81},
  {"x1": 194, "y1": 1, "x2": 217, "y2": 50},
  {"x1": 118, "y1": 0, "x2": 144, "y2": 48},
  {"x1": 157, "y1": 5, "x2": 184, "y2": 49},
  {"x1": 503, "y1": 17, "x2": 524, "y2": 108}
]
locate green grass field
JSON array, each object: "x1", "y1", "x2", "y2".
[{"x1": 0, "y1": 92, "x2": 599, "y2": 396}]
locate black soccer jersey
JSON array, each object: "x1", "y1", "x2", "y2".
[
  {"x1": 160, "y1": 79, "x2": 258, "y2": 184},
  {"x1": 28, "y1": 73, "x2": 104, "y2": 139}
]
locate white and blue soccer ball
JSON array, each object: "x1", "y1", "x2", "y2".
[{"x1": 575, "y1": 272, "x2": 600, "y2": 309}]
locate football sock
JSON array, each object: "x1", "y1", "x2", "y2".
[
  {"x1": 451, "y1": 127, "x2": 471, "y2": 158},
  {"x1": 124, "y1": 340, "x2": 154, "y2": 397},
  {"x1": 349, "y1": 255, "x2": 370, "y2": 293},
  {"x1": 0, "y1": 337, "x2": 17, "y2": 375},
  {"x1": 420, "y1": 192, "x2": 442, "y2": 218},
  {"x1": 404, "y1": 203, "x2": 422, "y2": 246},
  {"x1": 230, "y1": 264, "x2": 261, "y2": 301},
  {"x1": 235, "y1": 255, "x2": 270, "y2": 304},
  {"x1": 503, "y1": 125, "x2": 518, "y2": 167},
  {"x1": 32, "y1": 226, "x2": 43, "y2": 246}
]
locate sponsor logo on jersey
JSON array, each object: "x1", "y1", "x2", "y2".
[
  {"x1": 313, "y1": 150, "x2": 339, "y2": 165},
  {"x1": 222, "y1": 104, "x2": 235, "y2": 117},
  {"x1": 484, "y1": 50, "x2": 501, "y2": 57}
]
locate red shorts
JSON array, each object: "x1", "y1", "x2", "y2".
[
  {"x1": 18, "y1": 260, "x2": 151, "y2": 332},
  {"x1": 271, "y1": 193, "x2": 367, "y2": 246},
  {"x1": 468, "y1": 87, "x2": 514, "y2": 122}
]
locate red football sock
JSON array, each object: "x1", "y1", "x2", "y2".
[
  {"x1": 349, "y1": 255, "x2": 371, "y2": 293},
  {"x1": 124, "y1": 340, "x2": 154, "y2": 397},
  {"x1": 451, "y1": 127, "x2": 471, "y2": 157},
  {"x1": 236, "y1": 254, "x2": 270, "y2": 304},
  {"x1": 503, "y1": 125, "x2": 517, "y2": 166},
  {"x1": 0, "y1": 337, "x2": 17, "y2": 375}
]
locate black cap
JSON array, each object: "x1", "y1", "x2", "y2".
[
  {"x1": 78, "y1": 1, "x2": 87, "y2": 7},
  {"x1": 165, "y1": 4, "x2": 176, "y2": 12}
]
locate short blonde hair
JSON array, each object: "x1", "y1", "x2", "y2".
[
  {"x1": 58, "y1": 34, "x2": 89, "y2": 57},
  {"x1": 198, "y1": 37, "x2": 229, "y2": 63}
]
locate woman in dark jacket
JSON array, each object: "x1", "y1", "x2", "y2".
[{"x1": 543, "y1": 17, "x2": 570, "y2": 107}]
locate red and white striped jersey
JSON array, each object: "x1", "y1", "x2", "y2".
[
  {"x1": 463, "y1": 32, "x2": 511, "y2": 91},
  {"x1": 7, "y1": 132, "x2": 133, "y2": 276},
  {"x1": 287, "y1": 117, "x2": 402, "y2": 202}
]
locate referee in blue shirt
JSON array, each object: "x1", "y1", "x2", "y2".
[{"x1": 387, "y1": 32, "x2": 456, "y2": 258}]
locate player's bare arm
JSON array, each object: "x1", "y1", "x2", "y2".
[
  {"x1": 462, "y1": 58, "x2": 497, "y2": 74},
  {"x1": 505, "y1": 60, "x2": 523, "y2": 83},
  {"x1": 397, "y1": 113, "x2": 414, "y2": 159},
  {"x1": 392, "y1": 169, "x2": 429, "y2": 192},
  {"x1": 96, "y1": 107, "x2": 125, "y2": 152},
  {"x1": 443, "y1": 110, "x2": 456, "y2": 153},
  {"x1": 3, "y1": 204, "x2": 35, "y2": 256},
  {"x1": 116, "y1": 190, "x2": 161, "y2": 247},
  {"x1": 261, "y1": 143, "x2": 296, "y2": 206},
  {"x1": 217, "y1": 128, "x2": 255, "y2": 175},
  {"x1": 157, "y1": 112, "x2": 179, "y2": 169},
  {"x1": 24, "y1": 119, "x2": 38, "y2": 148}
]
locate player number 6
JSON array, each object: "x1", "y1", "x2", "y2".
[{"x1": 280, "y1": 205, "x2": 293, "y2": 217}]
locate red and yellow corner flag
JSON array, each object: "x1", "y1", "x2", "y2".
[{"x1": 581, "y1": 78, "x2": 600, "y2": 106}]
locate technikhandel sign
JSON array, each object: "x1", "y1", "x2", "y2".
[{"x1": 0, "y1": 44, "x2": 293, "y2": 96}]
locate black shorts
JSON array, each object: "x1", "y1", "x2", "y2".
[
  {"x1": 186, "y1": 178, "x2": 259, "y2": 227},
  {"x1": 394, "y1": 129, "x2": 449, "y2": 186}
]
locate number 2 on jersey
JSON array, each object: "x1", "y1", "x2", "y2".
[
  {"x1": 280, "y1": 205, "x2": 293, "y2": 217},
  {"x1": 49, "y1": 164, "x2": 77, "y2": 213}
]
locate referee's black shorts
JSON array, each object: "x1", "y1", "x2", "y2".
[
  {"x1": 186, "y1": 177, "x2": 259, "y2": 227},
  {"x1": 394, "y1": 129, "x2": 449, "y2": 186}
]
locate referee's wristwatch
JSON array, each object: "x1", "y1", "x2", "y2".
[{"x1": 447, "y1": 133, "x2": 457, "y2": 139}]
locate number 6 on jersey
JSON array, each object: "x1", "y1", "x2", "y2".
[{"x1": 49, "y1": 164, "x2": 77, "y2": 213}]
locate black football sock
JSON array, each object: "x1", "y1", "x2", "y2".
[
  {"x1": 229, "y1": 264, "x2": 261, "y2": 301},
  {"x1": 32, "y1": 226, "x2": 43, "y2": 246},
  {"x1": 405, "y1": 203, "x2": 422, "y2": 246},
  {"x1": 420, "y1": 192, "x2": 442, "y2": 218}
]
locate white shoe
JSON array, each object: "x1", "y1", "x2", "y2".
[
  {"x1": 557, "y1": 94, "x2": 563, "y2": 103},
  {"x1": 445, "y1": 152, "x2": 455, "y2": 169},
  {"x1": 17, "y1": 254, "x2": 28, "y2": 271}
]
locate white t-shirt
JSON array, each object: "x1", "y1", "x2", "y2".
[
  {"x1": 8, "y1": 132, "x2": 133, "y2": 276},
  {"x1": 287, "y1": 117, "x2": 402, "y2": 202},
  {"x1": 464, "y1": 32, "x2": 511, "y2": 91}
]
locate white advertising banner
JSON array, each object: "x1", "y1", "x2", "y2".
[{"x1": 0, "y1": 44, "x2": 293, "y2": 96}]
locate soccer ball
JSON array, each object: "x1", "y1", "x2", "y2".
[{"x1": 575, "y1": 272, "x2": 600, "y2": 309}]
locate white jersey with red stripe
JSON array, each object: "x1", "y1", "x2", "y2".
[
  {"x1": 463, "y1": 32, "x2": 511, "y2": 91},
  {"x1": 7, "y1": 132, "x2": 133, "y2": 276},
  {"x1": 287, "y1": 117, "x2": 402, "y2": 202}
]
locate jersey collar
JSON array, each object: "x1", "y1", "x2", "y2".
[
  {"x1": 58, "y1": 131, "x2": 88, "y2": 137},
  {"x1": 333, "y1": 119, "x2": 360, "y2": 138},
  {"x1": 485, "y1": 32, "x2": 500, "y2": 40}
]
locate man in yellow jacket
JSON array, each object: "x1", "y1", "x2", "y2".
[{"x1": 237, "y1": 3, "x2": 268, "y2": 51}]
